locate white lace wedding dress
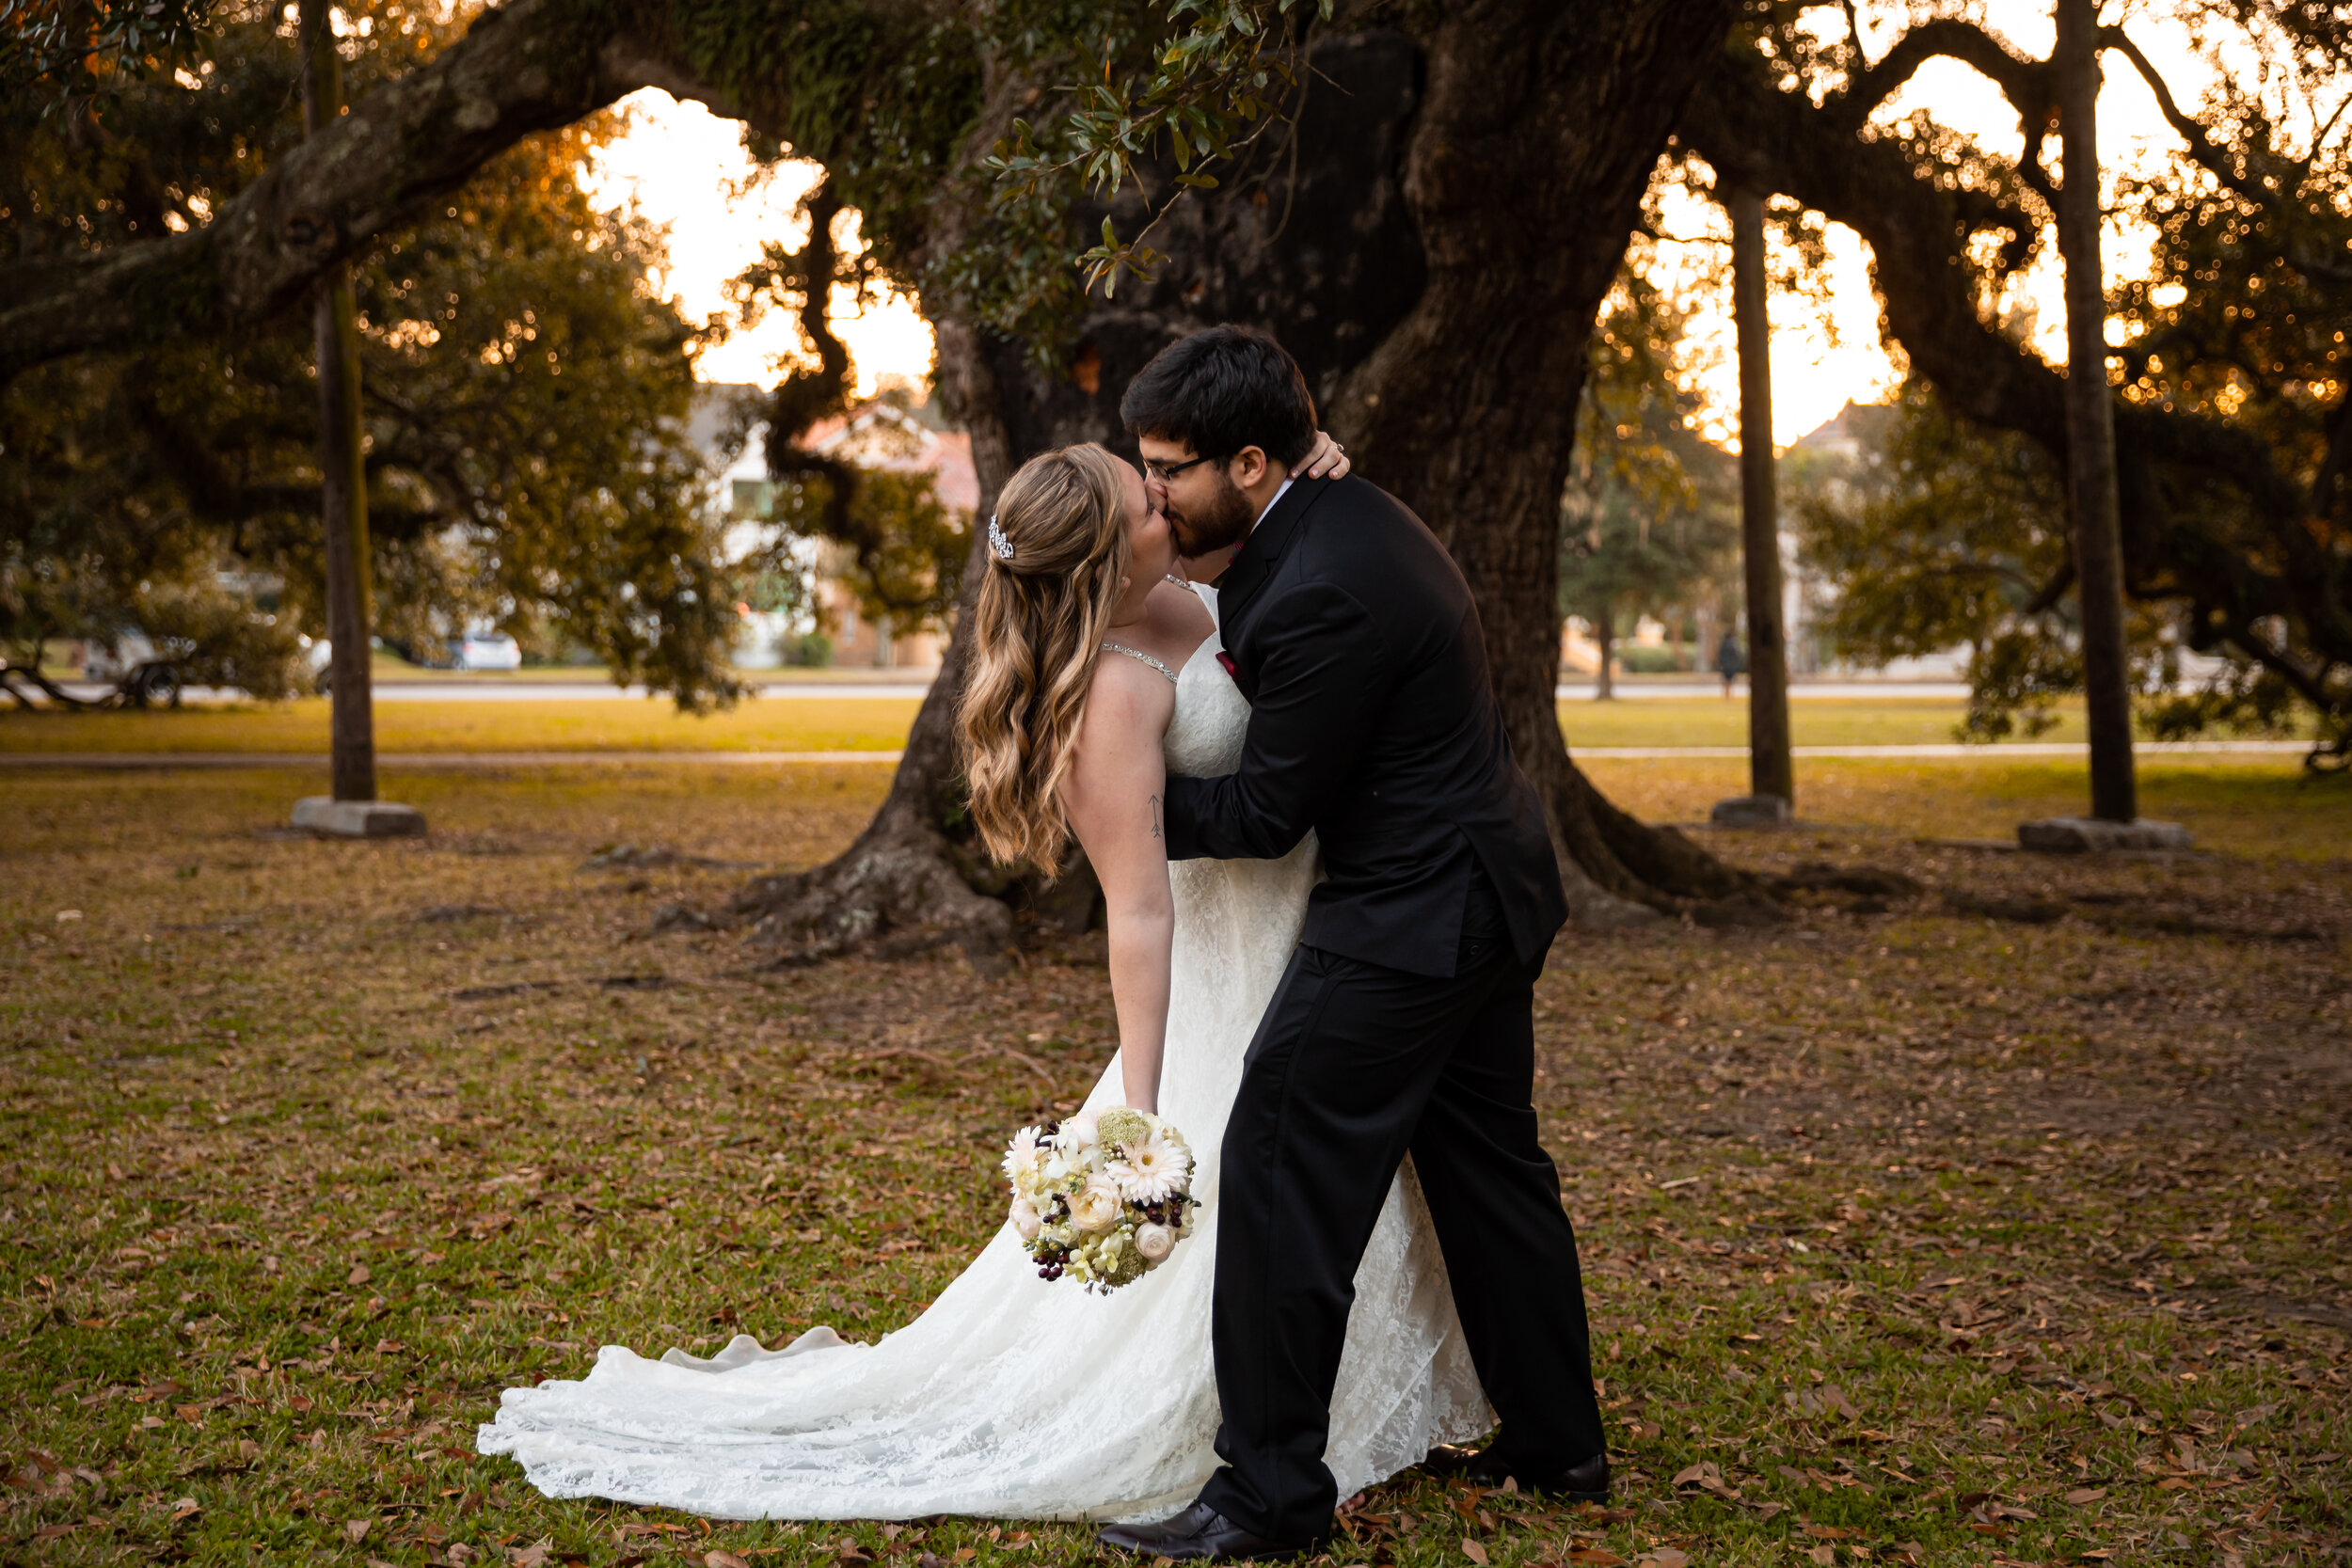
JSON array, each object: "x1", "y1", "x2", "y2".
[{"x1": 477, "y1": 603, "x2": 1491, "y2": 1521}]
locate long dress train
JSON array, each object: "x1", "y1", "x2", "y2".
[{"x1": 477, "y1": 612, "x2": 1491, "y2": 1520}]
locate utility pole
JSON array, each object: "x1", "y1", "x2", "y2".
[
  {"x1": 2054, "y1": 0, "x2": 2136, "y2": 824},
  {"x1": 1711, "y1": 183, "x2": 1794, "y2": 828},
  {"x1": 292, "y1": 0, "x2": 421, "y2": 837}
]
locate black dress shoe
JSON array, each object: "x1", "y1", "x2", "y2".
[
  {"x1": 1097, "y1": 1500, "x2": 1313, "y2": 1562},
  {"x1": 1421, "y1": 1445, "x2": 1611, "y2": 1502}
]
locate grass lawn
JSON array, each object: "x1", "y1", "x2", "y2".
[
  {"x1": 3, "y1": 760, "x2": 2347, "y2": 1567},
  {"x1": 0, "y1": 699, "x2": 922, "y2": 756},
  {"x1": 5, "y1": 693, "x2": 2307, "y2": 757}
]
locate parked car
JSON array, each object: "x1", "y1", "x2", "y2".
[
  {"x1": 82, "y1": 631, "x2": 160, "y2": 684},
  {"x1": 445, "y1": 630, "x2": 523, "y2": 671},
  {"x1": 80, "y1": 632, "x2": 183, "y2": 706}
]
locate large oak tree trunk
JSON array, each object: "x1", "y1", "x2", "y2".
[{"x1": 734, "y1": 3, "x2": 1767, "y2": 966}]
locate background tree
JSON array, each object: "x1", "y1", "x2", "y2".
[
  {"x1": 0, "y1": 0, "x2": 740, "y2": 710},
  {"x1": 1790, "y1": 380, "x2": 2197, "y2": 743},
  {"x1": 1679, "y1": 0, "x2": 2352, "y2": 771},
  {"x1": 1725, "y1": 182, "x2": 1793, "y2": 807},
  {"x1": 1559, "y1": 262, "x2": 1741, "y2": 702}
]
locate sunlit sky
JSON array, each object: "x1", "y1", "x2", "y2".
[{"x1": 580, "y1": 3, "x2": 2280, "y2": 445}]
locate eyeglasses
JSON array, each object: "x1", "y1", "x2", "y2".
[{"x1": 1139, "y1": 453, "x2": 1218, "y2": 483}]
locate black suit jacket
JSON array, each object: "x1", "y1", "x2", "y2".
[{"x1": 1162, "y1": 474, "x2": 1568, "y2": 977}]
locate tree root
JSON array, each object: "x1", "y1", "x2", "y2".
[{"x1": 725, "y1": 805, "x2": 1016, "y2": 976}]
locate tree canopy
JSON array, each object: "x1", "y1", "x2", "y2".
[
  {"x1": 1, "y1": 0, "x2": 738, "y2": 702},
  {"x1": 1678, "y1": 1, "x2": 2352, "y2": 767},
  {"x1": 11, "y1": 0, "x2": 2344, "y2": 949}
]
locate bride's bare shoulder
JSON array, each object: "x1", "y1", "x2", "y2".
[{"x1": 1144, "y1": 579, "x2": 1217, "y2": 642}]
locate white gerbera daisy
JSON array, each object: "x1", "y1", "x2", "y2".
[
  {"x1": 1108, "y1": 1132, "x2": 1190, "y2": 1204},
  {"x1": 1002, "y1": 1126, "x2": 1043, "y2": 1187}
]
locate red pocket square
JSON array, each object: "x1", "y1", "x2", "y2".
[{"x1": 1216, "y1": 650, "x2": 1239, "y2": 681}]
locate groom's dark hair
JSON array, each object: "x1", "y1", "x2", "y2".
[{"x1": 1120, "y1": 325, "x2": 1319, "y2": 469}]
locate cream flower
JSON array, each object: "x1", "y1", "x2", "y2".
[
  {"x1": 1055, "y1": 1113, "x2": 1100, "y2": 1160},
  {"x1": 1108, "y1": 1132, "x2": 1191, "y2": 1204},
  {"x1": 1068, "y1": 1174, "x2": 1123, "y2": 1232},
  {"x1": 1134, "y1": 1222, "x2": 1175, "y2": 1262},
  {"x1": 1009, "y1": 1192, "x2": 1042, "y2": 1243},
  {"x1": 1002, "y1": 1126, "x2": 1044, "y2": 1188}
]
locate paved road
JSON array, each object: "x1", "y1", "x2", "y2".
[{"x1": 0, "y1": 739, "x2": 2313, "y2": 769}]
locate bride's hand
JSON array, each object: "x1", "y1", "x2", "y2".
[{"x1": 1297, "y1": 430, "x2": 1351, "y2": 481}]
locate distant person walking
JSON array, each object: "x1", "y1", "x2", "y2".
[{"x1": 1716, "y1": 630, "x2": 1747, "y2": 699}]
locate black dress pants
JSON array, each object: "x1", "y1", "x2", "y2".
[{"x1": 1196, "y1": 893, "x2": 1605, "y2": 1544}]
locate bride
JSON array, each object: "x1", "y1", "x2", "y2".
[{"x1": 477, "y1": 439, "x2": 1491, "y2": 1522}]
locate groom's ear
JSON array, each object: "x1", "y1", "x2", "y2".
[{"x1": 1229, "y1": 445, "x2": 1271, "y2": 487}]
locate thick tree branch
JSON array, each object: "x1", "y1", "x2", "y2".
[
  {"x1": 1831, "y1": 18, "x2": 2053, "y2": 134},
  {"x1": 0, "y1": 0, "x2": 664, "y2": 383}
]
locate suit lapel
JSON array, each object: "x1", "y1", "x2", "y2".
[{"x1": 1215, "y1": 477, "x2": 1327, "y2": 641}]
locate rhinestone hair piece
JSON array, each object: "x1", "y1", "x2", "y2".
[{"x1": 987, "y1": 514, "x2": 1014, "y2": 562}]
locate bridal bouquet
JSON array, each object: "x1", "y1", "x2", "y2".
[{"x1": 1003, "y1": 1108, "x2": 1197, "y2": 1291}]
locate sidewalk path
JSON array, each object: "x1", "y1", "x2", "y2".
[
  {"x1": 0, "y1": 740, "x2": 2313, "y2": 769},
  {"x1": 48, "y1": 678, "x2": 1980, "y2": 705}
]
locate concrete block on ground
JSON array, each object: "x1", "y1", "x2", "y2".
[
  {"x1": 1710, "y1": 794, "x2": 1792, "y2": 829},
  {"x1": 2016, "y1": 816, "x2": 2192, "y2": 853},
  {"x1": 293, "y1": 797, "x2": 427, "y2": 838}
]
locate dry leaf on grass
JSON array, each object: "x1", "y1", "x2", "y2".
[
  {"x1": 706, "y1": 1552, "x2": 753, "y2": 1568},
  {"x1": 345, "y1": 1518, "x2": 372, "y2": 1544},
  {"x1": 1462, "y1": 1538, "x2": 1490, "y2": 1565}
]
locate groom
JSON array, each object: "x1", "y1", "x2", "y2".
[{"x1": 1100, "y1": 326, "x2": 1608, "y2": 1561}]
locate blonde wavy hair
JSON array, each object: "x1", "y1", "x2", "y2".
[{"x1": 957, "y1": 443, "x2": 1136, "y2": 877}]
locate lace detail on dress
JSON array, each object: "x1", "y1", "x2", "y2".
[{"x1": 476, "y1": 615, "x2": 1491, "y2": 1523}]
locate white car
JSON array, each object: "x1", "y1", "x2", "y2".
[{"x1": 446, "y1": 631, "x2": 523, "y2": 671}]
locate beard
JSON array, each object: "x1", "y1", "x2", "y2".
[{"x1": 1166, "y1": 470, "x2": 1257, "y2": 560}]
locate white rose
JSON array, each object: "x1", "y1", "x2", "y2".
[
  {"x1": 1009, "y1": 1193, "x2": 1042, "y2": 1242},
  {"x1": 1134, "y1": 1222, "x2": 1175, "y2": 1262},
  {"x1": 1068, "y1": 1175, "x2": 1123, "y2": 1232}
]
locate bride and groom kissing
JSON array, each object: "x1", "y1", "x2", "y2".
[{"x1": 479, "y1": 326, "x2": 1610, "y2": 1560}]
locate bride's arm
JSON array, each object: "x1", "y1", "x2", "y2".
[{"x1": 1060, "y1": 666, "x2": 1177, "y2": 1116}]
